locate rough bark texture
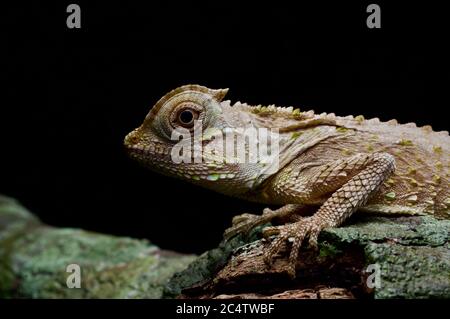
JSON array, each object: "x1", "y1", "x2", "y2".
[
  {"x1": 166, "y1": 215, "x2": 450, "y2": 299},
  {"x1": 0, "y1": 195, "x2": 195, "y2": 298},
  {"x1": 1, "y1": 195, "x2": 449, "y2": 299}
]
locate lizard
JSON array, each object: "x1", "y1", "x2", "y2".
[{"x1": 124, "y1": 84, "x2": 450, "y2": 277}]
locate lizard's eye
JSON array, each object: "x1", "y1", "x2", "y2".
[
  {"x1": 178, "y1": 109, "x2": 195, "y2": 127},
  {"x1": 173, "y1": 105, "x2": 200, "y2": 129}
]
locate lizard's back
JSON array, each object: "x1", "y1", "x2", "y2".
[{"x1": 287, "y1": 114, "x2": 450, "y2": 218}]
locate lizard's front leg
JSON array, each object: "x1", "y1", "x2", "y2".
[{"x1": 263, "y1": 152, "x2": 396, "y2": 277}]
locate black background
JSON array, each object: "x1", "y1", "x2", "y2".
[{"x1": 2, "y1": 1, "x2": 448, "y2": 253}]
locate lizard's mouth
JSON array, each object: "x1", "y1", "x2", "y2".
[
  {"x1": 124, "y1": 131, "x2": 173, "y2": 167},
  {"x1": 123, "y1": 143, "x2": 146, "y2": 164}
]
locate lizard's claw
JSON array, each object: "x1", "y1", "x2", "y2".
[
  {"x1": 223, "y1": 208, "x2": 278, "y2": 240},
  {"x1": 262, "y1": 217, "x2": 323, "y2": 278}
]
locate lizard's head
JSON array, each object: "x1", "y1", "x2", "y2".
[
  {"x1": 125, "y1": 84, "x2": 347, "y2": 199},
  {"x1": 124, "y1": 84, "x2": 279, "y2": 196}
]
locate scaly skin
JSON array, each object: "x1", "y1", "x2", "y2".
[{"x1": 124, "y1": 84, "x2": 450, "y2": 277}]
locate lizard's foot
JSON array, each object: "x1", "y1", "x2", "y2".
[
  {"x1": 223, "y1": 208, "x2": 277, "y2": 240},
  {"x1": 262, "y1": 217, "x2": 325, "y2": 278},
  {"x1": 224, "y1": 205, "x2": 305, "y2": 240}
]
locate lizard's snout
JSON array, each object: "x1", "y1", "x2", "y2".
[{"x1": 124, "y1": 129, "x2": 141, "y2": 149}]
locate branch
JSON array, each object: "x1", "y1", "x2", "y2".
[
  {"x1": 167, "y1": 214, "x2": 450, "y2": 299},
  {"x1": 0, "y1": 195, "x2": 195, "y2": 298}
]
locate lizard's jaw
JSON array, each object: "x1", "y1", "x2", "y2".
[
  {"x1": 125, "y1": 143, "x2": 179, "y2": 180},
  {"x1": 123, "y1": 126, "x2": 273, "y2": 195}
]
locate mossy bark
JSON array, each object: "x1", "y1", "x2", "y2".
[
  {"x1": 1, "y1": 194, "x2": 449, "y2": 299},
  {"x1": 167, "y1": 216, "x2": 450, "y2": 299},
  {"x1": 0, "y1": 195, "x2": 195, "y2": 298}
]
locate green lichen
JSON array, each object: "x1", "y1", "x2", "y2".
[
  {"x1": 168, "y1": 215, "x2": 450, "y2": 298},
  {"x1": 365, "y1": 243, "x2": 450, "y2": 298},
  {"x1": 321, "y1": 216, "x2": 450, "y2": 298},
  {"x1": 323, "y1": 216, "x2": 450, "y2": 247},
  {"x1": 3, "y1": 226, "x2": 196, "y2": 298},
  {"x1": 318, "y1": 241, "x2": 342, "y2": 258},
  {"x1": 0, "y1": 196, "x2": 195, "y2": 298},
  {"x1": 2, "y1": 195, "x2": 450, "y2": 299},
  {"x1": 8, "y1": 228, "x2": 155, "y2": 298}
]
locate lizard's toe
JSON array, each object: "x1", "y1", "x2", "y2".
[
  {"x1": 261, "y1": 225, "x2": 280, "y2": 238},
  {"x1": 262, "y1": 217, "x2": 323, "y2": 277},
  {"x1": 224, "y1": 213, "x2": 260, "y2": 240},
  {"x1": 307, "y1": 225, "x2": 321, "y2": 251},
  {"x1": 231, "y1": 213, "x2": 259, "y2": 226},
  {"x1": 262, "y1": 207, "x2": 274, "y2": 216},
  {"x1": 224, "y1": 208, "x2": 281, "y2": 240},
  {"x1": 263, "y1": 230, "x2": 287, "y2": 265}
]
